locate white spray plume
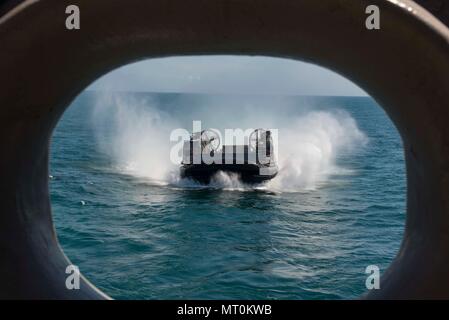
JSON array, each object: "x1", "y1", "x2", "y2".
[
  {"x1": 91, "y1": 93, "x2": 367, "y2": 191},
  {"x1": 267, "y1": 110, "x2": 367, "y2": 191},
  {"x1": 91, "y1": 93, "x2": 179, "y2": 183}
]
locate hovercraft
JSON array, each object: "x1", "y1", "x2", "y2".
[{"x1": 180, "y1": 128, "x2": 278, "y2": 184}]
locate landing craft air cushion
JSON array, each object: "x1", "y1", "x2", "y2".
[{"x1": 180, "y1": 128, "x2": 278, "y2": 184}]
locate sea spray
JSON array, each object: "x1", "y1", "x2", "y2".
[
  {"x1": 91, "y1": 93, "x2": 367, "y2": 191},
  {"x1": 91, "y1": 93, "x2": 179, "y2": 183},
  {"x1": 267, "y1": 110, "x2": 368, "y2": 191}
]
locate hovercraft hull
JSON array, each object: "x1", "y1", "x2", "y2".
[{"x1": 180, "y1": 163, "x2": 278, "y2": 184}]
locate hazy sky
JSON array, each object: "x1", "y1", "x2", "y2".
[{"x1": 89, "y1": 56, "x2": 367, "y2": 96}]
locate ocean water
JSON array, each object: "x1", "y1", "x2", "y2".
[{"x1": 50, "y1": 91, "x2": 405, "y2": 299}]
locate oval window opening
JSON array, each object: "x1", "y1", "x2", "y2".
[{"x1": 50, "y1": 56, "x2": 405, "y2": 299}]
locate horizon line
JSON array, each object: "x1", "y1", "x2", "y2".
[{"x1": 85, "y1": 89, "x2": 370, "y2": 98}]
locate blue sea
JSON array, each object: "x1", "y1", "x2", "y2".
[{"x1": 50, "y1": 91, "x2": 405, "y2": 299}]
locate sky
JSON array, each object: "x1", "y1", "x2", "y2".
[{"x1": 89, "y1": 55, "x2": 368, "y2": 96}]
